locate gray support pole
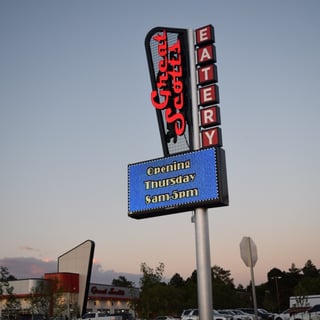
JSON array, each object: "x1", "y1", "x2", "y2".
[
  {"x1": 194, "y1": 208, "x2": 213, "y2": 320},
  {"x1": 188, "y1": 29, "x2": 213, "y2": 320},
  {"x1": 249, "y1": 239, "x2": 258, "y2": 320}
]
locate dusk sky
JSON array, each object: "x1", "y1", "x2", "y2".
[{"x1": 1, "y1": 0, "x2": 320, "y2": 288}]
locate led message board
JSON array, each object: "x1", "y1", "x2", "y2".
[{"x1": 128, "y1": 147, "x2": 228, "y2": 219}]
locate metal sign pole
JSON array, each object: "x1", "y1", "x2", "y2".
[
  {"x1": 188, "y1": 29, "x2": 213, "y2": 320},
  {"x1": 248, "y1": 239, "x2": 258, "y2": 320}
]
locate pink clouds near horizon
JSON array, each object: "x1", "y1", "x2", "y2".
[{"x1": 0, "y1": 257, "x2": 141, "y2": 287}]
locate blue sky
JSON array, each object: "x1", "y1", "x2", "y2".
[{"x1": 1, "y1": 0, "x2": 320, "y2": 287}]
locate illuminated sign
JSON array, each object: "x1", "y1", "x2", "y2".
[
  {"x1": 145, "y1": 27, "x2": 193, "y2": 156},
  {"x1": 128, "y1": 25, "x2": 229, "y2": 220},
  {"x1": 195, "y1": 25, "x2": 222, "y2": 148},
  {"x1": 128, "y1": 148, "x2": 228, "y2": 219}
]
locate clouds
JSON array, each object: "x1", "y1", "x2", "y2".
[
  {"x1": 0, "y1": 257, "x2": 57, "y2": 279},
  {"x1": 90, "y1": 262, "x2": 141, "y2": 287},
  {"x1": 0, "y1": 257, "x2": 141, "y2": 287}
]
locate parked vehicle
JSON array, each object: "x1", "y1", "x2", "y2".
[
  {"x1": 213, "y1": 310, "x2": 232, "y2": 320},
  {"x1": 80, "y1": 313, "x2": 134, "y2": 320},
  {"x1": 181, "y1": 309, "x2": 199, "y2": 320},
  {"x1": 180, "y1": 309, "x2": 228, "y2": 320},
  {"x1": 258, "y1": 309, "x2": 274, "y2": 320},
  {"x1": 290, "y1": 304, "x2": 320, "y2": 320},
  {"x1": 238, "y1": 308, "x2": 273, "y2": 320},
  {"x1": 274, "y1": 307, "x2": 310, "y2": 320},
  {"x1": 155, "y1": 316, "x2": 177, "y2": 320},
  {"x1": 81, "y1": 313, "x2": 110, "y2": 320},
  {"x1": 230, "y1": 309, "x2": 254, "y2": 320},
  {"x1": 218, "y1": 309, "x2": 253, "y2": 320}
]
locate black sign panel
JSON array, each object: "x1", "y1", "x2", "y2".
[{"x1": 145, "y1": 27, "x2": 193, "y2": 156}]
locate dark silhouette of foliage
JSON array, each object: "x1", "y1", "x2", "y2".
[
  {"x1": 112, "y1": 275, "x2": 134, "y2": 288},
  {"x1": 133, "y1": 260, "x2": 320, "y2": 317},
  {"x1": 3, "y1": 258, "x2": 320, "y2": 319},
  {"x1": 302, "y1": 260, "x2": 319, "y2": 278}
]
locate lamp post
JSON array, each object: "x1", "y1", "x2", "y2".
[{"x1": 271, "y1": 276, "x2": 281, "y2": 313}]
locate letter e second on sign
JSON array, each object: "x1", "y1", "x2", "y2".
[{"x1": 199, "y1": 84, "x2": 219, "y2": 106}]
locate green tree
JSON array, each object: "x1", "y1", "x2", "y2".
[
  {"x1": 211, "y1": 266, "x2": 237, "y2": 308},
  {"x1": 27, "y1": 279, "x2": 66, "y2": 319},
  {"x1": 183, "y1": 271, "x2": 198, "y2": 309},
  {"x1": 0, "y1": 266, "x2": 13, "y2": 295},
  {"x1": 212, "y1": 265, "x2": 234, "y2": 287},
  {"x1": 169, "y1": 273, "x2": 184, "y2": 288},
  {"x1": 0, "y1": 266, "x2": 21, "y2": 318},
  {"x1": 288, "y1": 263, "x2": 301, "y2": 277},
  {"x1": 137, "y1": 262, "x2": 165, "y2": 319},
  {"x1": 302, "y1": 260, "x2": 319, "y2": 278},
  {"x1": 112, "y1": 276, "x2": 134, "y2": 288}
]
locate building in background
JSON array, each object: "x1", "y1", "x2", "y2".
[{"x1": 0, "y1": 241, "x2": 139, "y2": 319}]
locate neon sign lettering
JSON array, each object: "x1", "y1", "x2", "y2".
[
  {"x1": 151, "y1": 30, "x2": 186, "y2": 137},
  {"x1": 195, "y1": 25, "x2": 222, "y2": 148}
]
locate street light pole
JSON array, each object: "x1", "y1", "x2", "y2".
[{"x1": 271, "y1": 276, "x2": 281, "y2": 313}]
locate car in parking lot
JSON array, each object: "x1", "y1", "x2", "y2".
[
  {"x1": 218, "y1": 309, "x2": 254, "y2": 320},
  {"x1": 289, "y1": 304, "x2": 320, "y2": 320},
  {"x1": 274, "y1": 307, "x2": 310, "y2": 320},
  {"x1": 180, "y1": 309, "x2": 229, "y2": 320},
  {"x1": 181, "y1": 309, "x2": 199, "y2": 320},
  {"x1": 238, "y1": 308, "x2": 274, "y2": 320},
  {"x1": 213, "y1": 310, "x2": 232, "y2": 320},
  {"x1": 155, "y1": 316, "x2": 178, "y2": 320}
]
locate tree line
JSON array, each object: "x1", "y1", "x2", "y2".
[
  {"x1": 1, "y1": 259, "x2": 320, "y2": 319},
  {"x1": 130, "y1": 260, "x2": 320, "y2": 318}
]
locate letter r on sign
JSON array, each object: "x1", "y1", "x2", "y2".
[{"x1": 200, "y1": 106, "x2": 220, "y2": 128}]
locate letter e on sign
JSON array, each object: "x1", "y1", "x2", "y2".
[
  {"x1": 195, "y1": 25, "x2": 215, "y2": 45},
  {"x1": 199, "y1": 84, "x2": 219, "y2": 106}
]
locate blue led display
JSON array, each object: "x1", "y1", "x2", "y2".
[{"x1": 128, "y1": 147, "x2": 227, "y2": 218}]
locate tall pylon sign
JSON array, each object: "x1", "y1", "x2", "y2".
[
  {"x1": 128, "y1": 25, "x2": 228, "y2": 219},
  {"x1": 127, "y1": 25, "x2": 230, "y2": 320}
]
